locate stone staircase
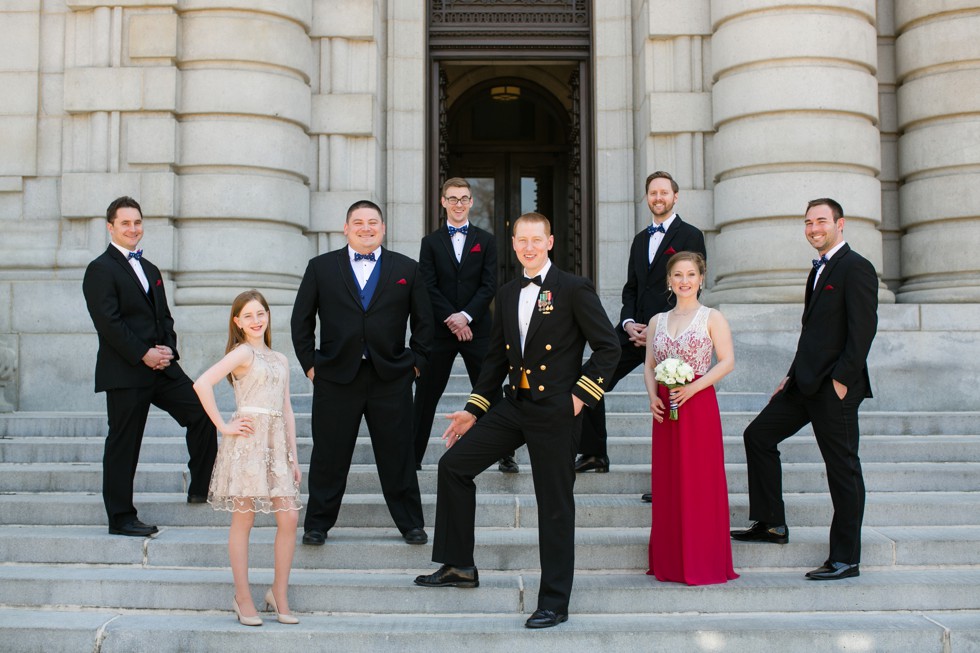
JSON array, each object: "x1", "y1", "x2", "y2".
[{"x1": 1, "y1": 366, "x2": 979, "y2": 652}]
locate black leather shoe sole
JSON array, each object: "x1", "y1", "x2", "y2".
[
  {"x1": 574, "y1": 456, "x2": 609, "y2": 473},
  {"x1": 108, "y1": 522, "x2": 158, "y2": 537},
  {"x1": 498, "y1": 457, "x2": 520, "y2": 473},
  {"x1": 302, "y1": 530, "x2": 327, "y2": 545},
  {"x1": 640, "y1": 493, "x2": 652, "y2": 503},
  {"x1": 525, "y1": 610, "x2": 568, "y2": 628},
  {"x1": 806, "y1": 563, "x2": 860, "y2": 580},
  {"x1": 730, "y1": 523, "x2": 789, "y2": 544},
  {"x1": 403, "y1": 528, "x2": 428, "y2": 545},
  {"x1": 186, "y1": 495, "x2": 208, "y2": 504},
  {"x1": 414, "y1": 566, "x2": 479, "y2": 588}
]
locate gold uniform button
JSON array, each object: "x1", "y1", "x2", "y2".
[
  {"x1": 509, "y1": 365, "x2": 513, "y2": 371},
  {"x1": 511, "y1": 385, "x2": 516, "y2": 391},
  {"x1": 506, "y1": 344, "x2": 510, "y2": 350},
  {"x1": 538, "y1": 385, "x2": 545, "y2": 391},
  {"x1": 545, "y1": 344, "x2": 552, "y2": 351},
  {"x1": 539, "y1": 365, "x2": 547, "y2": 371}
]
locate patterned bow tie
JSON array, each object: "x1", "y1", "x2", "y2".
[
  {"x1": 354, "y1": 252, "x2": 376, "y2": 262},
  {"x1": 447, "y1": 224, "x2": 469, "y2": 237},
  {"x1": 127, "y1": 249, "x2": 143, "y2": 261},
  {"x1": 521, "y1": 275, "x2": 542, "y2": 288},
  {"x1": 648, "y1": 223, "x2": 666, "y2": 235},
  {"x1": 812, "y1": 255, "x2": 829, "y2": 270}
]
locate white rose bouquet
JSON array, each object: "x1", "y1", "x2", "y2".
[{"x1": 654, "y1": 357, "x2": 695, "y2": 420}]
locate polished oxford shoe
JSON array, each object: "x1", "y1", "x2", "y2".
[
  {"x1": 108, "y1": 520, "x2": 158, "y2": 537},
  {"x1": 302, "y1": 529, "x2": 327, "y2": 545},
  {"x1": 186, "y1": 494, "x2": 208, "y2": 504},
  {"x1": 525, "y1": 608, "x2": 568, "y2": 629},
  {"x1": 574, "y1": 454, "x2": 609, "y2": 473},
  {"x1": 806, "y1": 560, "x2": 860, "y2": 580},
  {"x1": 402, "y1": 527, "x2": 428, "y2": 545},
  {"x1": 414, "y1": 564, "x2": 479, "y2": 588},
  {"x1": 730, "y1": 521, "x2": 789, "y2": 544},
  {"x1": 641, "y1": 493, "x2": 652, "y2": 503},
  {"x1": 498, "y1": 455, "x2": 519, "y2": 473}
]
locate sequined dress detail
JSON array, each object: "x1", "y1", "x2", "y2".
[{"x1": 208, "y1": 345, "x2": 301, "y2": 513}]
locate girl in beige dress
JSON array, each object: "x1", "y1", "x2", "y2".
[{"x1": 194, "y1": 290, "x2": 302, "y2": 626}]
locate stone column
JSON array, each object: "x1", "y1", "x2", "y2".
[
  {"x1": 894, "y1": 2, "x2": 980, "y2": 302},
  {"x1": 706, "y1": 0, "x2": 891, "y2": 303},
  {"x1": 175, "y1": 1, "x2": 313, "y2": 305}
]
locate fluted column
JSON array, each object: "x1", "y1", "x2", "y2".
[
  {"x1": 706, "y1": 0, "x2": 891, "y2": 303},
  {"x1": 175, "y1": 1, "x2": 313, "y2": 305},
  {"x1": 894, "y1": 2, "x2": 980, "y2": 302}
]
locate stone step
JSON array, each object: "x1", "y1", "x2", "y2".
[
  {"x1": 2, "y1": 525, "x2": 977, "y2": 570},
  {"x1": 4, "y1": 461, "x2": 978, "y2": 495},
  {"x1": 3, "y1": 608, "x2": 973, "y2": 653},
  {"x1": 5, "y1": 434, "x2": 980, "y2": 466},
  {"x1": 3, "y1": 411, "x2": 978, "y2": 438},
  {"x1": 2, "y1": 565, "x2": 980, "y2": 615},
  {"x1": 2, "y1": 491, "x2": 979, "y2": 529}
]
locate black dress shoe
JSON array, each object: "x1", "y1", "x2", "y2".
[
  {"x1": 730, "y1": 521, "x2": 789, "y2": 544},
  {"x1": 574, "y1": 454, "x2": 609, "y2": 473},
  {"x1": 402, "y1": 527, "x2": 428, "y2": 545},
  {"x1": 302, "y1": 529, "x2": 327, "y2": 545},
  {"x1": 414, "y1": 564, "x2": 479, "y2": 588},
  {"x1": 498, "y1": 455, "x2": 519, "y2": 473},
  {"x1": 806, "y1": 560, "x2": 860, "y2": 580},
  {"x1": 108, "y1": 520, "x2": 158, "y2": 537},
  {"x1": 524, "y1": 608, "x2": 568, "y2": 629},
  {"x1": 186, "y1": 494, "x2": 207, "y2": 504},
  {"x1": 641, "y1": 493, "x2": 652, "y2": 503}
]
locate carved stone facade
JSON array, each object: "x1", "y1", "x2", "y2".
[{"x1": 0, "y1": 0, "x2": 977, "y2": 412}]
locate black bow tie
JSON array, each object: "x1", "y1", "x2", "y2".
[
  {"x1": 521, "y1": 275, "x2": 542, "y2": 288},
  {"x1": 812, "y1": 255, "x2": 829, "y2": 270},
  {"x1": 447, "y1": 224, "x2": 469, "y2": 237},
  {"x1": 354, "y1": 252, "x2": 376, "y2": 262},
  {"x1": 127, "y1": 249, "x2": 143, "y2": 260},
  {"x1": 648, "y1": 223, "x2": 666, "y2": 235}
]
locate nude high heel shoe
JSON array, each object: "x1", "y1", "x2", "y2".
[
  {"x1": 265, "y1": 589, "x2": 299, "y2": 624},
  {"x1": 233, "y1": 597, "x2": 263, "y2": 626}
]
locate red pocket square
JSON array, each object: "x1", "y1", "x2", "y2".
[
  {"x1": 824, "y1": 284, "x2": 834, "y2": 291},
  {"x1": 397, "y1": 278, "x2": 407, "y2": 285},
  {"x1": 470, "y1": 243, "x2": 482, "y2": 253},
  {"x1": 155, "y1": 279, "x2": 162, "y2": 287},
  {"x1": 665, "y1": 247, "x2": 677, "y2": 255}
]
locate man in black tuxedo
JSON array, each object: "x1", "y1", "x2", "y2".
[
  {"x1": 413, "y1": 178, "x2": 515, "y2": 472},
  {"x1": 731, "y1": 198, "x2": 878, "y2": 581},
  {"x1": 414, "y1": 212, "x2": 620, "y2": 629},
  {"x1": 292, "y1": 200, "x2": 433, "y2": 546},
  {"x1": 82, "y1": 196, "x2": 217, "y2": 536},
  {"x1": 575, "y1": 171, "x2": 706, "y2": 475}
]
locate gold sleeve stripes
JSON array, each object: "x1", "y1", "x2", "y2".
[
  {"x1": 576, "y1": 376, "x2": 605, "y2": 402},
  {"x1": 467, "y1": 393, "x2": 492, "y2": 414}
]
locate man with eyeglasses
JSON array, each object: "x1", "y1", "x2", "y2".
[{"x1": 413, "y1": 178, "x2": 516, "y2": 472}]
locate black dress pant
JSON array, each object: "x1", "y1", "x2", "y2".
[
  {"x1": 103, "y1": 372, "x2": 217, "y2": 527},
  {"x1": 412, "y1": 335, "x2": 491, "y2": 465},
  {"x1": 432, "y1": 393, "x2": 582, "y2": 613},
  {"x1": 578, "y1": 341, "x2": 645, "y2": 456},
  {"x1": 743, "y1": 378, "x2": 867, "y2": 564},
  {"x1": 306, "y1": 361, "x2": 424, "y2": 534}
]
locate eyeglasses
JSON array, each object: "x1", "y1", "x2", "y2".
[{"x1": 444, "y1": 196, "x2": 472, "y2": 206}]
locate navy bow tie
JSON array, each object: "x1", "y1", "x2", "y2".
[
  {"x1": 648, "y1": 223, "x2": 666, "y2": 235},
  {"x1": 127, "y1": 249, "x2": 143, "y2": 261},
  {"x1": 812, "y1": 255, "x2": 829, "y2": 270},
  {"x1": 448, "y1": 224, "x2": 469, "y2": 237},
  {"x1": 354, "y1": 252, "x2": 376, "y2": 262},
  {"x1": 521, "y1": 275, "x2": 542, "y2": 288}
]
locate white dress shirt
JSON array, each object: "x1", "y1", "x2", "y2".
[
  {"x1": 111, "y1": 242, "x2": 149, "y2": 293},
  {"x1": 519, "y1": 259, "x2": 551, "y2": 353},
  {"x1": 648, "y1": 213, "x2": 677, "y2": 264},
  {"x1": 813, "y1": 240, "x2": 846, "y2": 289},
  {"x1": 349, "y1": 245, "x2": 381, "y2": 289},
  {"x1": 449, "y1": 222, "x2": 469, "y2": 262}
]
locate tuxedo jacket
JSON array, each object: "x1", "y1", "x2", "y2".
[
  {"x1": 619, "y1": 216, "x2": 706, "y2": 344},
  {"x1": 787, "y1": 244, "x2": 878, "y2": 397},
  {"x1": 291, "y1": 247, "x2": 434, "y2": 384},
  {"x1": 418, "y1": 224, "x2": 497, "y2": 340},
  {"x1": 464, "y1": 265, "x2": 620, "y2": 417},
  {"x1": 82, "y1": 246, "x2": 183, "y2": 392}
]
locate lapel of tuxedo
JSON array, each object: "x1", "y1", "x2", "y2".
[
  {"x1": 524, "y1": 266, "x2": 559, "y2": 349},
  {"x1": 108, "y1": 247, "x2": 152, "y2": 307},
  {"x1": 651, "y1": 215, "x2": 682, "y2": 267},
  {"x1": 802, "y1": 244, "x2": 849, "y2": 322},
  {"x1": 437, "y1": 227, "x2": 458, "y2": 268},
  {"x1": 502, "y1": 281, "x2": 522, "y2": 352},
  {"x1": 337, "y1": 250, "x2": 363, "y2": 307},
  {"x1": 458, "y1": 228, "x2": 477, "y2": 267},
  {"x1": 365, "y1": 248, "x2": 394, "y2": 311}
]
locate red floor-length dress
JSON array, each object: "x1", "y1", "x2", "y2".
[{"x1": 647, "y1": 306, "x2": 738, "y2": 585}]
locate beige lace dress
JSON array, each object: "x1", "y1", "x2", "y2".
[{"x1": 208, "y1": 345, "x2": 301, "y2": 513}]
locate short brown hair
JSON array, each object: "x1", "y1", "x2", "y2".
[
  {"x1": 645, "y1": 171, "x2": 679, "y2": 194},
  {"x1": 442, "y1": 177, "x2": 471, "y2": 196},
  {"x1": 512, "y1": 212, "x2": 552, "y2": 236},
  {"x1": 346, "y1": 199, "x2": 384, "y2": 223},
  {"x1": 106, "y1": 196, "x2": 142, "y2": 224},
  {"x1": 806, "y1": 198, "x2": 843, "y2": 221}
]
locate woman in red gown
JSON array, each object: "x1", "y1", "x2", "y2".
[{"x1": 644, "y1": 252, "x2": 738, "y2": 585}]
